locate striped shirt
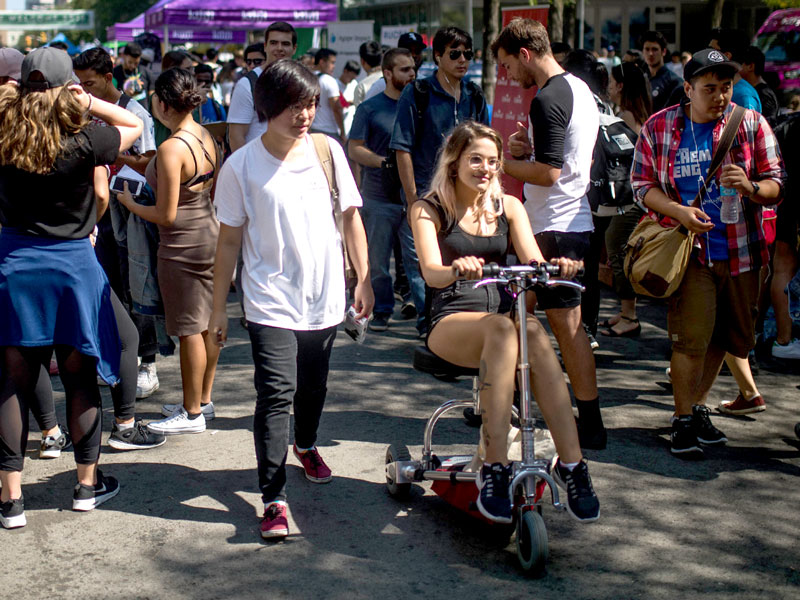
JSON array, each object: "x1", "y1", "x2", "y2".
[{"x1": 631, "y1": 101, "x2": 784, "y2": 275}]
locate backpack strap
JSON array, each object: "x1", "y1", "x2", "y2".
[
  {"x1": 118, "y1": 94, "x2": 131, "y2": 110},
  {"x1": 691, "y1": 104, "x2": 746, "y2": 208},
  {"x1": 245, "y1": 69, "x2": 260, "y2": 102}
]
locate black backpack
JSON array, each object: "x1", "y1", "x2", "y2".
[{"x1": 588, "y1": 112, "x2": 638, "y2": 211}]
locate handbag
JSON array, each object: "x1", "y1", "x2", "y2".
[
  {"x1": 624, "y1": 105, "x2": 746, "y2": 298},
  {"x1": 310, "y1": 134, "x2": 358, "y2": 288}
]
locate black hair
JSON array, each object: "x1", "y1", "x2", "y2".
[
  {"x1": 162, "y1": 50, "x2": 192, "y2": 71},
  {"x1": 382, "y1": 47, "x2": 412, "y2": 72},
  {"x1": 154, "y1": 68, "x2": 205, "y2": 113},
  {"x1": 432, "y1": 26, "x2": 472, "y2": 62},
  {"x1": 194, "y1": 63, "x2": 215, "y2": 77},
  {"x1": 550, "y1": 41, "x2": 572, "y2": 56},
  {"x1": 359, "y1": 40, "x2": 382, "y2": 68},
  {"x1": 742, "y1": 45, "x2": 766, "y2": 77},
  {"x1": 639, "y1": 30, "x2": 668, "y2": 52},
  {"x1": 205, "y1": 47, "x2": 218, "y2": 61},
  {"x1": 73, "y1": 47, "x2": 113, "y2": 76},
  {"x1": 563, "y1": 49, "x2": 608, "y2": 98},
  {"x1": 50, "y1": 41, "x2": 69, "y2": 51},
  {"x1": 314, "y1": 48, "x2": 336, "y2": 64},
  {"x1": 244, "y1": 43, "x2": 266, "y2": 58},
  {"x1": 671, "y1": 50, "x2": 682, "y2": 59},
  {"x1": 265, "y1": 21, "x2": 297, "y2": 47},
  {"x1": 610, "y1": 62, "x2": 652, "y2": 126},
  {"x1": 711, "y1": 28, "x2": 749, "y2": 63},
  {"x1": 123, "y1": 42, "x2": 142, "y2": 58},
  {"x1": 343, "y1": 60, "x2": 361, "y2": 75},
  {"x1": 254, "y1": 59, "x2": 319, "y2": 122}
]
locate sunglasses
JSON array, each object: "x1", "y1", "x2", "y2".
[
  {"x1": 245, "y1": 58, "x2": 264, "y2": 66},
  {"x1": 448, "y1": 50, "x2": 474, "y2": 61}
]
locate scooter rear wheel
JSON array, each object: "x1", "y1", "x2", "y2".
[
  {"x1": 516, "y1": 510, "x2": 548, "y2": 577},
  {"x1": 385, "y1": 443, "x2": 412, "y2": 498}
]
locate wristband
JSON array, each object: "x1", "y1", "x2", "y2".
[{"x1": 86, "y1": 94, "x2": 93, "y2": 115}]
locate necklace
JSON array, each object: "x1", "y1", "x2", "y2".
[{"x1": 686, "y1": 106, "x2": 714, "y2": 265}]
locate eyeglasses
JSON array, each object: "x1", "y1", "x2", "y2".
[
  {"x1": 196, "y1": 77, "x2": 213, "y2": 85},
  {"x1": 245, "y1": 58, "x2": 264, "y2": 66},
  {"x1": 449, "y1": 50, "x2": 474, "y2": 61},
  {"x1": 289, "y1": 101, "x2": 317, "y2": 116},
  {"x1": 467, "y1": 155, "x2": 500, "y2": 171}
]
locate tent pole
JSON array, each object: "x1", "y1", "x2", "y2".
[{"x1": 164, "y1": 25, "x2": 169, "y2": 50}]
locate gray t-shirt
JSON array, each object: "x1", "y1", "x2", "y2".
[{"x1": 121, "y1": 96, "x2": 156, "y2": 157}]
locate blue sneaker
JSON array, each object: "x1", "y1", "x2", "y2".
[{"x1": 476, "y1": 462, "x2": 513, "y2": 523}]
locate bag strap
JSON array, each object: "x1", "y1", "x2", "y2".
[
  {"x1": 310, "y1": 133, "x2": 352, "y2": 274},
  {"x1": 691, "y1": 104, "x2": 746, "y2": 208}
]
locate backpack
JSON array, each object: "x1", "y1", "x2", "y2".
[{"x1": 587, "y1": 112, "x2": 638, "y2": 212}]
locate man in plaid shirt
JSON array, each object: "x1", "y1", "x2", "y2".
[{"x1": 631, "y1": 49, "x2": 784, "y2": 457}]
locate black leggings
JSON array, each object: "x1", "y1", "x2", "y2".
[{"x1": 0, "y1": 345, "x2": 103, "y2": 471}]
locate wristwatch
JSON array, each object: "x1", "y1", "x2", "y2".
[{"x1": 750, "y1": 181, "x2": 760, "y2": 197}]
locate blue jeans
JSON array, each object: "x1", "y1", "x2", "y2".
[{"x1": 360, "y1": 201, "x2": 426, "y2": 331}]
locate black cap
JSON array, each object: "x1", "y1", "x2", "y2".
[
  {"x1": 683, "y1": 48, "x2": 740, "y2": 82},
  {"x1": 21, "y1": 47, "x2": 73, "y2": 91},
  {"x1": 398, "y1": 32, "x2": 426, "y2": 50}
]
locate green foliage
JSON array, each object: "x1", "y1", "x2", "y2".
[
  {"x1": 763, "y1": 0, "x2": 800, "y2": 8},
  {"x1": 70, "y1": 0, "x2": 159, "y2": 41}
]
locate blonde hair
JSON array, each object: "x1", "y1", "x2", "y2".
[
  {"x1": 0, "y1": 85, "x2": 89, "y2": 175},
  {"x1": 425, "y1": 121, "x2": 504, "y2": 234}
]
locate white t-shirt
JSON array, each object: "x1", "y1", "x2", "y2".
[
  {"x1": 226, "y1": 66, "x2": 267, "y2": 144},
  {"x1": 214, "y1": 135, "x2": 362, "y2": 330},
  {"x1": 364, "y1": 77, "x2": 386, "y2": 102},
  {"x1": 313, "y1": 72, "x2": 341, "y2": 136}
]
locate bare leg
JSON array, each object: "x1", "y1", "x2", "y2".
[
  {"x1": 0, "y1": 471, "x2": 22, "y2": 502},
  {"x1": 772, "y1": 241, "x2": 798, "y2": 345},
  {"x1": 608, "y1": 298, "x2": 639, "y2": 335},
  {"x1": 672, "y1": 346, "x2": 726, "y2": 415},
  {"x1": 724, "y1": 353, "x2": 759, "y2": 399},
  {"x1": 545, "y1": 306, "x2": 598, "y2": 401},
  {"x1": 200, "y1": 330, "x2": 220, "y2": 406},
  {"x1": 178, "y1": 333, "x2": 209, "y2": 414}
]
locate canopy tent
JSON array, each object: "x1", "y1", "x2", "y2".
[
  {"x1": 107, "y1": 14, "x2": 247, "y2": 44},
  {"x1": 46, "y1": 33, "x2": 81, "y2": 55},
  {"x1": 144, "y1": 0, "x2": 337, "y2": 32}
]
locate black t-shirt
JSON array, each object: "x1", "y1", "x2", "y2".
[
  {"x1": 755, "y1": 82, "x2": 779, "y2": 122},
  {"x1": 113, "y1": 64, "x2": 154, "y2": 103},
  {"x1": 0, "y1": 123, "x2": 120, "y2": 239},
  {"x1": 649, "y1": 65, "x2": 683, "y2": 113}
]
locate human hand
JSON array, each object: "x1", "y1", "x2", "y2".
[
  {"x1": 68, "y1": 84, "x2": 92, "y2": 112},
  {"x1": 550, "y1": 257, "x2": 583, "y2": 280},
  {"x1": 352, "y1": 279, "x2": 375, "y2": 320},
  {"x1": 451, "y1": 256, "x2": 485, "y2": 280},
  {"x1": 208, "y1": 309, "x2": 228, "y2": 348},
  {"x1": 719, "y1": 164, "x2": 753, "y2": 196},
  {"x1": 116, "y1": 181, "x2": 135, "y2": 209},
  {"x1": 677, "y1": 205, "x2": 715, "y2": 234},
  {"x1": 508, "y1": 121, "x2": 532, "y2": 159}
]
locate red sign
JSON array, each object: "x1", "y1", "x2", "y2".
[{"x1": 493, "y1": 6, "x2": 549, "y2": 199}]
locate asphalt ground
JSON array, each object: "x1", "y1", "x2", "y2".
[{"x1": 2, "y1": 290, "x2": 799, "y2": 599}]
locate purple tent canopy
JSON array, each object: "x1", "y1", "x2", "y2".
[
  {"x1": 145, "y1": 0, "x2": 337, "y2": 30},
  {"x1": 107, "y1": 14, "x2": 247, "y2": 44}
]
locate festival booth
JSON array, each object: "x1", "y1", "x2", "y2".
[
  {"x1": 144, "y1": 0, "x2": 338, "y2": 47},
  {"x1": 106, "y1": 14, "x2": 248, "y2": 45}
]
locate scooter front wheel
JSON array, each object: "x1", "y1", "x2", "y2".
[
  {"x1": 385, "y1": 443, "x2": 412, "y2": 498},
  {"x1": 516, "y1": 510, "x2": 548, "y2": 577}
]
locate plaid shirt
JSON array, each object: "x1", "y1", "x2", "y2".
[{"x1": 631, "y1": 101, "x2": 784, "y2": 275}]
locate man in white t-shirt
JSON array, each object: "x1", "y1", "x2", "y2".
[
  {"x1": 311, "y1": 48, "x2": 345, "y2": 142},
  {"x1": 210, "y1": 60, "x2": 373, "y2": 541},
  {"x1": 352, "y1": 40, "x2": 383, "y2": 108},
  {"x1": 227, "y1": 22, "x2": 297, "y2": 152},
  {"x1": 493, "y1": 19, "x2": 607, "y2": 452}
]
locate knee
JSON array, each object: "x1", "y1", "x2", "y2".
[{"x1": 483, "y1": 316, "x2": 518, "y2": 355}]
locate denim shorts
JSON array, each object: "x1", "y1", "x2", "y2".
[{"x1": 429, "y1": 280, "x2": 501, "y2": 331}]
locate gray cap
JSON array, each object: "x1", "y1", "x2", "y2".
[
  {"x1": 21, "y1": 46, "x2": 73, "y2": 90},
  {"x1": 0, "y1": 47, "x2": 24, "y2": 80},
  {"x1": 683, "y1": 48, "x2": 740, "y2": 82}
]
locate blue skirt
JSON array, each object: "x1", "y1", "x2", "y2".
[{"x1": 0, "y1": 228, "x2": 120, "y2": 384}]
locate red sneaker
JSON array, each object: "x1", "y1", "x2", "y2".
[
  {"x1": 260, "y1": 502, "x2": 289, "y2": 539},
  {"x1": 293, "y1": 444, "x2": 332, "y2": 483},
  {"x1": 717, "y1": 394, "x2": 766, "y2": 415}
]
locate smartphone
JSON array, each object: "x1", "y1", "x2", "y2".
[{"x1": 109, "y1": 175, "x2": 144, "y2": 197}]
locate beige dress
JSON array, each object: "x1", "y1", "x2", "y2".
[{"x1": 145, "y1": 130, "x2": 219, "y2": 336}]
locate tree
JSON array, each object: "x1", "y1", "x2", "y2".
[
  {"x1": 710, "y1": 0, "x2": 725, "y2": 29},
  {"x1": 482, "y1": 0, "x2": 500, "y2": 104},
  {"x1": 549, "y1": 0, "x2": 564, "y2": 43}
]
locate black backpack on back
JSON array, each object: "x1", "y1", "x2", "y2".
[{"x1": 588, "y1": 112, "x2": 638, "y2": 212}]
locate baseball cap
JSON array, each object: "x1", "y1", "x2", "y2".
[
  {"x1": 0, "y1": 48, "x2": 24, "y2": 81},
  {"x1": 683, "y1": 48, "x2": 740, "y2": 82},
  {"x1": 21, "y1": 46, "x2": 73, "y2": 91},
  {"x1": 398, "y1": 32, "x2": 426, "y2": 50}
]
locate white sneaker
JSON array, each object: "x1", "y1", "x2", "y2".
[
  {"x1": 161, "y1": 401, "x2": 215, "y2": 420},
  {"x1": 147, "y1": 408, "x2": 206, "y2": 435},
  {"x1": 771, "y1": 339, "x2": 800, "y2": 360},
  {"x1": 136, "y1": 363, "x2": 159, "y2": 399}
]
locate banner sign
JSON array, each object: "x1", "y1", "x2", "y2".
[
  {"x1": 494, "y1": 6, "x2": 549, "y2": 198},
  {"x1": 0, "y1": 10, "x2": 95, "y2": 31},
  {"x1": 145, "y1": 0, "x2": 337, "y2": 30},
  {"x1": 328, "y1": 20, "x2": 375, "y2": 78},
  {"x1": 107, "y1": 15, "x2": 247, "y2": 44},
  {"x1": 380, "y1": 24, "x2": 415, "y2": 47}
]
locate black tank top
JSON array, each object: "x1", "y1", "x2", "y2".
[{"x1": 420, "y1": 197, "x2": 509, "y2": 266}]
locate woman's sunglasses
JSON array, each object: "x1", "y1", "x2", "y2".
[{"x1": 448, "y1": 50, "x2": 474, "y2": 61}]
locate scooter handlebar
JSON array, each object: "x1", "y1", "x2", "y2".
[{"x1": 481, "y1": 262, "x2": 585, "y2": 279}]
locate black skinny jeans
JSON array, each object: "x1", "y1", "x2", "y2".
[{"x1": 248, "y1": 323, "x2": 337, "y2": 504}]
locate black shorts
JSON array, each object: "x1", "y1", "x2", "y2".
[
  {"x1": 428, "y1": 280, "x2": 501, "y2": 332},
  {"x1": 776, "y1": 196, "x2": 799, "y2": 247},
  {"x1": 533, "y1": 230, "x2": 590, "y2": 310}
]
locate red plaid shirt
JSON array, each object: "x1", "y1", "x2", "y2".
[{"x1": 631, "y1": 101, "x2": 784, "y2": 275}]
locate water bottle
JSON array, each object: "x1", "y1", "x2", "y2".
[{"x1": 719, "y1": 185, "x2": 740, "y2": 224}]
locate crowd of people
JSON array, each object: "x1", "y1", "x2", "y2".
[{"x1": 0, "y1": 18, "x2": 797, "y2": 541}]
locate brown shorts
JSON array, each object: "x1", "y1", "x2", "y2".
[{"x1": 667, "y1": 257, "x2": 760, "y2": 358}]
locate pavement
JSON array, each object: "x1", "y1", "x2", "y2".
[{"x1": 2, "y1": 291, "x2": 799, "y2": 600}]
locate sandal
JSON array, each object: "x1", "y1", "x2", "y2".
[
  {"x1": 601, "y1": 316, "x2": 641, "y2": 338},
  {"x1": 598, "y1": 315, "x2": 621, "y2": 328}
]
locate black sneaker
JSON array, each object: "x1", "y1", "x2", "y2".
[
  {"x1": 550, "y1": 457, "x2": 600, "y2": 522},
  {"x1": 670, "y1": 416, "x2": 703, "y2": 456},
  {"x1": 575, "y1": 416, "x2": 607, "y2": 450},
  {"x1": 692, "y1": 405, "x2": 728, "y2": 445},
  {"x1": 368, "y1": 314, "x2": 390, "y2": 332},
  {"x1": 39, "y1": 427, "x2": 72, "y2": 459},
  {"x1": 476, "y1": 463, "x2": 513, "y2": 524},
  {"x1": 72, "y1": 470, "x2": 120, "y2": 512},
  {"x1": 108, "y1": 420, "x2": 167, "y2": 451},
  {"x1": 0, "y1": 496, "x2": 26, "y2": 529},
  {"x1": 400, "y1": 301, "x2": 417, "y2": 319}
]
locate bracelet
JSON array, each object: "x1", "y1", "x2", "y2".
[{"x1": 85, "y1": 94, "x2": 93, "y2": 115}]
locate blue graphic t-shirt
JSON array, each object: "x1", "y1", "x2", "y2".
[{"x1": 674, "y1": 120, "x2": 728, "y2": 260}]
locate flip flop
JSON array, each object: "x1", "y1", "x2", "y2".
[{"x1": 601, "y1": 316, "x2": 641, "y2": 338}]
